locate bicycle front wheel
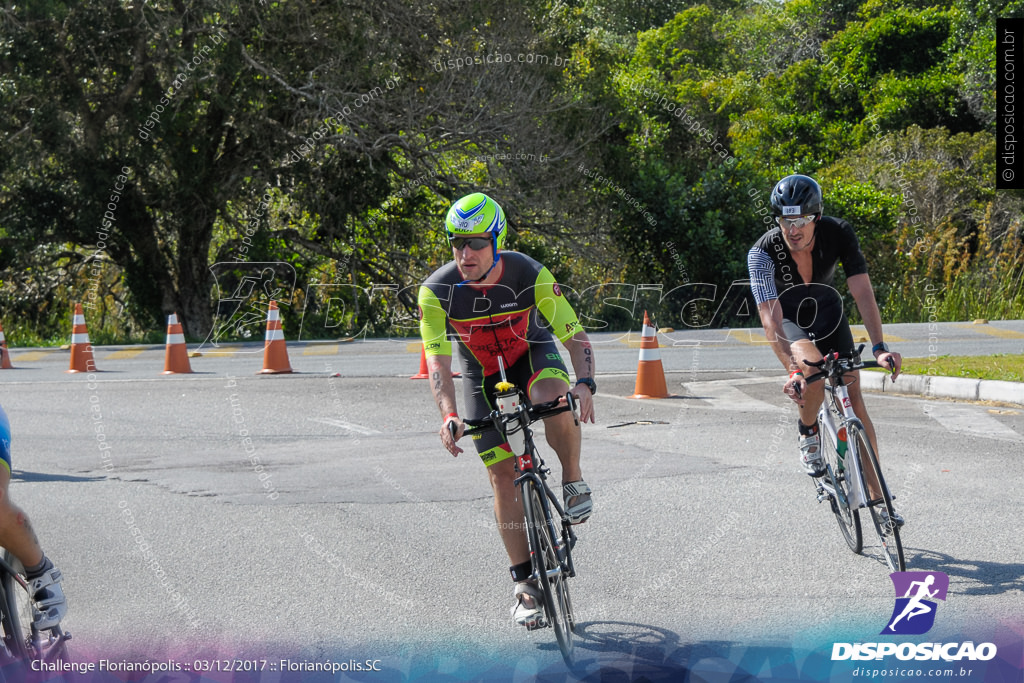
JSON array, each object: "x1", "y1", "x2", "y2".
[
  {"x1": 850, "y1": 426, "x2": 906, "y2": 572},
  {"x1": 0, "y1": 551, "x2": 69, "y2": 665},
  {"x1": 819, "y1": 418, "x2": 862, "y2": 554},
  {"x1": 0, "y1": 553, "x2": 31, "y2": 663},
  {"x1": 525, "y1": 484, "x2": 574, "y2": 667}
]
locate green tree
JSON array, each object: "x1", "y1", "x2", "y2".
[{"x1": 1, "y1": 0, "x2": 615, "y2": 340}]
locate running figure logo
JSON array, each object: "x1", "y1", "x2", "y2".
[{"x1": 882, "y1": 571, "x2": 949, "y2": 635}]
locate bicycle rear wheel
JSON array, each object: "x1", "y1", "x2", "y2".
[
  {"x1": 818, "y1": 418, "x2": 862, "y2": 554},
  {"x1": 850, "y1": 426, "x2": 906, "y2": 572},
  {"x1": 525, "y1": 484, "x2": 574, "y2": 667}
]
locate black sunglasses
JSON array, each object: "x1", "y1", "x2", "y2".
[{"x1": 449, "y1": 236, "x2": 492, "y2": 251}]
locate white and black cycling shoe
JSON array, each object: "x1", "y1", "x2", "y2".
[
  {"x1": 877, "y1": 507, "x2": 906, "y2": 529},
  {"x1": 29, "y1": 567, "x2": 67, "y2": 630},
  {"x1": 799, "y1": 434, "x2": 826, "y2": 477},
  {"x1": 511, "y1": 582, "x2": 544, "y2": 629},
  {"x1": 562, "y1": 480, "x2": 593, "y2": 524}
]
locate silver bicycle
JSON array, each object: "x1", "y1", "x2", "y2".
[{"x1": 804, "y1": 347, "x2": 906, "y2": 572}]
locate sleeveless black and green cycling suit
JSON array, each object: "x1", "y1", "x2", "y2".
[
  {"x1": 418, "y1": 251, "x2": 584, "y2": 467},
  {"x1": 747, "y1": 216, "x2": 869, "y2": 354}
]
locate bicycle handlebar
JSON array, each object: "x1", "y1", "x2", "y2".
[
  {"x1": 458, "y1": 392, "x2": 578, "y2": 438},
  {"x1": 802, "y1": 344, "x2": 894, "y2": 386}
]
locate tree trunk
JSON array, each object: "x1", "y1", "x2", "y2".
[{"x1": 174, "y1": 210, "x2": 216, "y2": 339}]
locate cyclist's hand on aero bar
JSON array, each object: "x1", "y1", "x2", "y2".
[
  {"x1": 571, "y1": 385, "x2": 596, "y2": 424},
  {"x1": 784, "y1": 370, "x2": 806, "y2": 407},
  {"x1": 875, "y1": 350, "x2": 902, "y2": 381},
  {"x1": 441, "y1": 415, "x2": 465, "y2": 457}
]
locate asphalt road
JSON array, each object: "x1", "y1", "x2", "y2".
[
  {"x1": 6, "y1": 319, "x2": 1024, "y2": 378},
  {"x1": 2, "y1": 325, "x2": 1023, "y2": 680}
]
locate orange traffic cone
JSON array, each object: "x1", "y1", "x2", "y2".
[
  {"x1": 0, "y1": 321, "x2": 12, "y2": 369},
  {"x1": 259, "y1": 301, "x2": 293, "y2": 374},
  {"x1": 410, "y1": 343, "x2": 461, "y2": 379},
  {"x1": 411, "y1": 345, "x2": 430, "y2": 379},
  {"x1": 629, "y1": 311, "x2": 670, "y2": 399},
  {"x1": 67, "y1": 303, "x2": 97, "y2": 373},
  {"x1": 162, "y1": 313, "x2": 193, "y2": 374}
]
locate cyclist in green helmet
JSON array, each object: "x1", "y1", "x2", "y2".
[{"x1": 419, "y1": 192, "x2": 596, "y2": 628}]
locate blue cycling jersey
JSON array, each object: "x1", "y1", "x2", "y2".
[{"x1": 0, "y1": 405, "x2": 11, "y2": 472}]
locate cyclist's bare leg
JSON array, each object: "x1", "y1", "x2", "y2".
[
  {"x1": 486, "y1": 459, "x2": 539, "y2": 615},
  {"x1": 789, "y1": 340, "x2": 825, "y2": 425},
  {"x1": 846, "y1": 372, "x2": 884, "y2": 500},
  {"x1": 529, "y1": 378, "x2": 582, "y2": 483},
  {"x1": 487, "y1": 458, "x2": 529, "y2": 565},
  {"x1": 0, "y1": 468, "x2": 44, "y2": 568}
]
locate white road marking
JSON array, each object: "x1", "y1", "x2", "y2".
[
  {"x1": 922, "y1": 404, "x2": 1023, "y2": 441},
  {"x1": 681, "y1": 377, "x2": 786, "y2": 412},
  {"x1": 306, "y1": 417, "x2": 381, "y2": 435}
]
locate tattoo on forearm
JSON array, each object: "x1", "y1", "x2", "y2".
[{"x1": 431, "y1": 371, "x2": 443, "y2": 400}]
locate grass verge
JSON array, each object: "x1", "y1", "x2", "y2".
[{"x1": 866, "y1": 354, "x2": 1024, "y2": 382}]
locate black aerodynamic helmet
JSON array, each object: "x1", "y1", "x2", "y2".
[{"x1": 769, "y1": 174, "x2": 823, "y2": 217}]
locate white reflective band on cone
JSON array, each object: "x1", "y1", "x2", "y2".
[
  {"x1": 265, "y1": 329, "x2": 285, "y2": 341},
  {"x1": 166, "y1": 333, "x2": 186, "y2": 344},
  {"x1": 71, "y1": 333, "x2": 91, "y2": 344},
  {"x1": 73, "y1": 315, "x2": 86, "y2": 325},
  {"x1": 638, "y1": 348, "x2": 661, "y2": 362}
]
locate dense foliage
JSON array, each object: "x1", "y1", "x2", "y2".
[{"x1": 0, "y1": 0, "x2": 1021, "y2": 343}]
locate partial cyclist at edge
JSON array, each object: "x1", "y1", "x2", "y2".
[
  {"x1": 746, "y1": 174, "x2": 905, "y2": 526},
  {"x1": 0, "y1": 366, "x2": 68, "y2": 631},
  {"x1": 418, "y1": 192, "x2": 596, "y2": 628}
]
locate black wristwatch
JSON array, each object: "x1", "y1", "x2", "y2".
[
  {"x1": 872, "y1": 342, "x2": 890, "y2": 355},
  {"x1": 575, "y1": 377, "x2": 597, "y2": 396}
]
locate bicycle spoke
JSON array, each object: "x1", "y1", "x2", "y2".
[{"x1": 851, "y1": 427, "x2": 906, "y2": 572}]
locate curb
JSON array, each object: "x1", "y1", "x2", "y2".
[{"x1": 859, "y1": 371, "x2": 1024, "y2": 406}]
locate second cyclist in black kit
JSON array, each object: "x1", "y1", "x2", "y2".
[{"x1": 747, "y1": 174, "x2": 904, "y2": 527}]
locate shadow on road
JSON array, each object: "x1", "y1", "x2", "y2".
[
  {"x1": 537, "y1": 621, "x2": 786, "y2": 681},
  {"x1": 12, "y1": 469, "x2": 106, "y2": 484},
  {"x1": 567, "y1": 620, "x2": 680, "y2": 662},
  {"x1": 908, "y1": 548, "x2": 1024, "y2": 596}
]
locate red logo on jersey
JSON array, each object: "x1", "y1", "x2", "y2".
[{"x1": 553, "y1": 283, "x2": 562, "y2": 296}]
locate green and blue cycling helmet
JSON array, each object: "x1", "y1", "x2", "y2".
[
  {"x1": 445, "y1": 192, "x2": 507, "y2": 249},
  {"x1": 445, "y1": 193, "x2": 507, "y2": 282}
]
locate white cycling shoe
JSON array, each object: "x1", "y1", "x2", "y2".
[
  {"x1": 29, "y1": 567, "x2": 67, "y2": 630},
  {"x1": 562, "y1": 480, "x2": 593, "y2": 524},
  {"x1": 511, "y1": 582, "x2": 544, "y2": 628},
  {"x1": 799, "y1": 433, "x2": 826, "y2": 477}
]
